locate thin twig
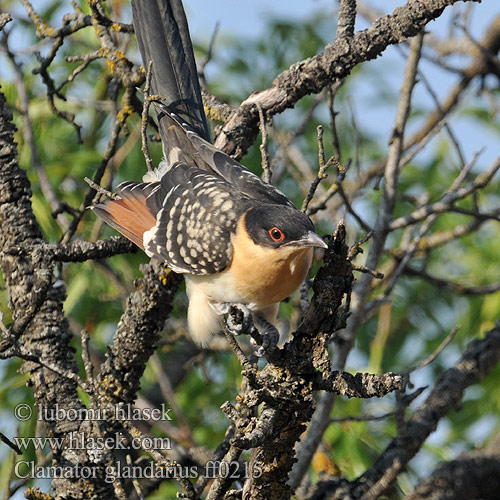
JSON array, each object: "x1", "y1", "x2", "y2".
[
  {"x1": 80, "y1": 329, "x2": 94, "y2": 381},
  {"x1": 63, "y1": 110, "x2": 128, "y2": 243},
  {"x1": 126, "y1": 455, "x2": 146, "y2": 500},
  {"x1": 347, "y1": 230, "x2": 373, "y2": 260},
  {"x1": 329, "y1": 411, "x2": 396, "y2": 423},
  {"x1": 302, "y1": 126, "x2": 333, "y2": 212},
  {"x1": 200, "y1": 21, "x2": 220, "y2": 83},
  {"x1": 84, "y1": 177, "x2": 117, "y2": 199},
  {"x1": 352, "y1": 264, "x2": 384, "y2": 279},
  {"x1": 0, "y1": 432, "x2": 21, "y2": 455},
  {"x1": 405, "y1": 266, "x2": 500, "y2": 296},
  {"x1": 0, "y1": 13, "x2": 12, "y2": 31},
  {"x1": 256, "y1": 103, "x2": 272, "y2": 183},
  {"x1": 141, "y1": 60, "x2": 155, "y2": 173},
  {"x1": 1, "y1": 31, "x2": 71, "y2": 230},
  {"x1": 222, "y1": 328, "x2": 254, "y2": 373},
  {"x1": 328, "y1": 81, "x2": 344, "y2": 161},
  {"x1": 390, "y1": 155, "x2": 500, "y2": 231},
  {"x1": 405, "y1": 326, "x2": 460, "y2": 374},
  {"x1": 336, "y1": 182, "x2": 372, "y2": 231},
  {"x1": 59, "y1": 50, "x2": 103, "y2": 91}
]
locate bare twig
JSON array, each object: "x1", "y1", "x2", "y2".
[
  {"x1": 200, "y1": 21, "x2": 220, "y2": 83},
  {"x1": 0, "y1": 431, "x2": 21, "y2": 455},
  {"x1": 404, "y1": 267, "x2": 500, "y2": 296},
  {"x1": 336, "y1": 0, "x2": 357, "y2": 40},
  {"x1": 404, "y1": 326, "x2": 460, "y2": 374},
  {"x1": 222, "y1": 328, "x2": 255, "y2": 373},
  {"x1": 352, "y1": 264, "x2": 384, "y2": 279},
  {"x1": 329, "y1": 411, "x2": 395, "y2": 423},
  {"x1": 126, "y1": 455, "x2": 145, "y2": 500},
  {"x1": 390, "y1": 156, "x2": 500, "y2": 231},
  {"x1": 336, "y1": 182, "x2": 372, "y2": 231},
  {"x1": 302, "y1": 126, "x2": 333, "y2": 212},
  {"x1": 80, "y1": 329, "x2": 94, "y2": 382},
  {"x1": 1, "y1": 31, "x2": 71, "y2": 230},
  {"x1": 84, "y1": 177, "x2": 117, "y2": 199},
  {"x1": 141, "y1": 60, "x2": 155, "y2": 173},
  {"x1": 59, "y1": 50, "x2": 104, "y2": 91},
  {"x1": 63, "y1": 108, "x2": 129, "y2": 243},
  {"x1": 328, "y1": 81, "x2": 344, "y2": 160},
  {"x1": 256, "y1": 103, "x2": 272, "y2": 183}
]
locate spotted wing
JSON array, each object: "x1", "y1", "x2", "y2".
[
  {"x1": 144, "y1": 164, "x2": 250, "y2": 275},
  {"x1": 187, "y1": 131, "x2": 295, "y2": 207},
  {"x1": 150, "y1": 104, "x2": 295, "y2": 207}
]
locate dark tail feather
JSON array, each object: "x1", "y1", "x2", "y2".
[{"x1": 131, "y1": 0, "x2": 210, "y2": 156}]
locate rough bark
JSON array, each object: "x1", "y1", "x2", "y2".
[
  {"x1": 307, "y1": 326, "x2": 500, "y2": 500},
  {"x1": 214, "y1": 0, "x2": 481, "y2": 159},
  {"x1": 0, "y1": 87, "x2": 115, "y2": 498}
]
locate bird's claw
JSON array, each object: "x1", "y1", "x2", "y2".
[
  {"x1": 226, "y1": 313, "x2": 244, "y2": 335},
  {"x1": 220, "y1": 303, "x2": 255, "y2": 336},
  {"x1": 219, "y1": 303, "x2": 278, "y2": 356},
  {"x1": 254, "y1": 318, "x2": 279, "y2": 357}
]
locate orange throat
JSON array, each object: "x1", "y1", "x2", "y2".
[{"x1": 229, "y1": 216, "x2": 313, "y2": 307}]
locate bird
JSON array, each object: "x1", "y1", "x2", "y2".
[{"x1": 90, "y1": 0, "x2": 327, "y2": 353}]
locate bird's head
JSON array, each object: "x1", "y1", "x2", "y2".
[{"x1": 244, "y1": 205, "x2": 327, "y2": 250}]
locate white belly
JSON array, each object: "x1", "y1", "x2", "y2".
[{"x1": 185, "y1": 271, "x2": 244, "y2": 305}]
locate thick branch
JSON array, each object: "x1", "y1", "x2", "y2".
[
  {"x1": 3, "y1": 237, "x2": 137, "y2": 262},
  {"x1": 214, "y1": 0, "x2": 478, "y2": 158},
  {"x1": 313, "y1": 371, "x2": 403, "y2": 398},
  {"x1": 310, "y1": 325, "x2": 500, "y2": 499},
  {"x1": 0, "y1": 88, "x2": 115, "y2": 498},
  {"x1": 405, "y1": 455, "x2": 500, "y2": 500}
]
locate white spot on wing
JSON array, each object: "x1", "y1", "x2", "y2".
[
  {"x1": 143, "y1": 226, "x2": 158, "y2": 257},
  {"x1": 221, "y1": 200, "x2": 233, "y2": 212}
]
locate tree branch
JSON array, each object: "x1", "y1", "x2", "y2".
[
  {"x1": 0, "y1": 87, "x2": 115, "y2": 498},
  {"x1": 214, "y1": 0, "x2": 478, "y2": 158},
  {"x1": 309, "y1": 324, "x2": 500, "y2": 499}
]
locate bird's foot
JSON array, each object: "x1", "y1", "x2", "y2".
[
  {"x1": 216, "y1": 303, "x2": 278, "y2": 356},
  {"x1": 253, "y1": 317, "x2": 279, "y2": 357},
  {"x1": 216, "y1": 303, "x2": 255, "y2": 336}
]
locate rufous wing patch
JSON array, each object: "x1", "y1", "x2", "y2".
[{"x1": 92, "y1": 194, "x2": 157, "y2": 250}]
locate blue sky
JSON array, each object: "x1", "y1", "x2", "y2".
[
  {"x1": 180, "y1": 1, "x2": 500, "y2": 168},
  {"x1": 4, "y1": 1, "x2": 498, "y2": 170}
]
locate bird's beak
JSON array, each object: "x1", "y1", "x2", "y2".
[{"x1": 287, "y1": 231, "x2": 328, "y2": 249}]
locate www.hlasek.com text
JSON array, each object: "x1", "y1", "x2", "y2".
[{"x1": 14, "y1": 431, "x2": 171, "y2": 452}]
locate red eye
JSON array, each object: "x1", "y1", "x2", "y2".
[{"x1": 269, "y1": 227, "x2": 285, "y2": 242}]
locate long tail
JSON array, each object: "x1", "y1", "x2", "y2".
[
  {"x1": 131, "y1": 0, "x2": 210, "y2": 158},
  {"x1": 92, "y1": 1, "x2": 210, "y2": 249}
]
